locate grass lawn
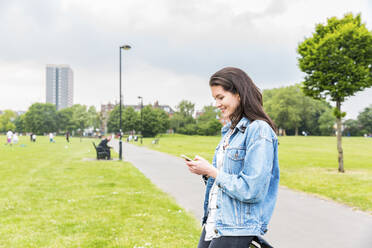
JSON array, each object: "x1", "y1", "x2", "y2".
[
  {"x1": 136, "y1": 134, "x2": 372, "y2": 213},
  {"x1": 0, "y1": 135, "x2": 200, "y2": 247}
]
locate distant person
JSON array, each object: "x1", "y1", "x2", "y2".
[
  {"x1": 184, "y1": 67, "x2": 279, "y2": 248},
  {"x1": 49, "y1": 132, "x2": 55, "y2": 143},
  {"x1": 66, "y1": 131, "x2": 70, "y2": 143},
  {"x1": 98, "y1": 135, "x2": 112, "y2": 160},
  {"x1": 30, "y1": 132, "x2": 33, "y2": 142},
  {"x1": 32, "y1": 134, "x2": 36, "y2": 142},
  {"x1": 12, "y1": 133, "x2": 19, "y2": 144},
  {"x1": 6, "y1": 130, "x2": 13, "y2": 145}
]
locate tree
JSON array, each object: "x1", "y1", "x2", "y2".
[
  {"x1": 107, "y1": 106, "x2": 140, "y2": 133},
  {"x1": 357, "y1": 104, "x2": 372, "y2": 134},
  {"x1": 141, "y1": 106, "x2": 170, "y2": 137},
  {"x1": 57, "y1": 107, "x2": 75, "y2": 133},
  {"x1": 196, "y1": 105, "x2": 222, "y2": 136},
  {"x1": 197, "y1": 105, "x2": 219, "y2": 123},
  {"x1": 24, "y1": 103, "x2": 58, "y2": 134},
  {"x1": 71, "y1": 104, "x2": 89, "y2": 134},
  {"x1": 0, "y1": 110, "x2": 16, "y2": 132},
  {"x1": 297, "y1": 13, "x2": 372, "y2": 172},
  {"x1": 318, "y1": 108, "x2": 336, "y2": 136},
  {"x1": 264, "y1": 85, "x2": 307, "y2": 135},
  {"x1": 343, "y1": 119, "x2": 364, "y2": 136},
  {"x1": 177, "y1": 100, "x2": 195, "y2": 117},
  {"x1": 264, "y1": 84, "x2": 335, "y2": 136},
  {"x1": 14, "y1": 114, "x2": 26, "y2": 133},
  {"x1": 170, "y1": 100, "x2": 196, "y2": 133},
  {"x1": 87, "y1": 106, "x2": 101, "y2": 130}
]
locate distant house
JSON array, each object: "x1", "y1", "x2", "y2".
[
  {"x1": 125, "y1": 100, "x2": 175, "y2": 117},
  {"x1": 100, "y1": 102, "x2": 116, "y2": 133}
]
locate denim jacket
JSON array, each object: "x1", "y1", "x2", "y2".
[{"x1": 202, "y1": 117, "x2": 279, "y2": 236}]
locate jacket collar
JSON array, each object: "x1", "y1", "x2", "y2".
[{"x1": 221, "y1": 117, "x2": 250, "y2": 134}]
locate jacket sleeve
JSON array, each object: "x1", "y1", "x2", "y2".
[{"x1": 215, "y1": 134, "x2": 274, "y2": 203}]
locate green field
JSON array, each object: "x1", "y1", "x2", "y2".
[
  {"x1": 137, "y1": 134, "x2": 372, "y2": 213},
  {"x1": 0, "y1": 136, "x2": 200, "y2": 247}
]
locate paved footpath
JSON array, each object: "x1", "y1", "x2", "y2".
[{"x1": 112, "y1": 140, "x2": 372, "y2": 248}]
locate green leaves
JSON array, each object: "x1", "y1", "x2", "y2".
[
  {"x1": 24, "y1": 103, "x2": 58, "y2": 134},
  {"x1": 263, "y1": 84, "x2": 335, "y2": 135},
  {"x1": 107, "y1": 105, "x2": 170, "y2": 137},
  {"x1": 298, "y1": 13, "x2": 372, "y2": 103},
  {"x1": 0, "y1": 110, "x2": 17, "y2": 132}
]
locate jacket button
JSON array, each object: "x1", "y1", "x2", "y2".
[{"x1": 214, "y1": 229, "x2": 218, "y2": 234}]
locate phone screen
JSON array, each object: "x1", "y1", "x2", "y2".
[{"x1": 181, "y1": 154, "x2": 192, "y2": 161}]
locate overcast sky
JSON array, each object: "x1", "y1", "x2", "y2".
[{"x1": 0, "y1": 0, "x2": 371, "y2": 119}]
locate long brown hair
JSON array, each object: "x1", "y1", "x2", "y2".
[{"x1": 209, "y1": 67, "x2": 277, "y2": 133}]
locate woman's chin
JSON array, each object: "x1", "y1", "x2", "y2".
[{"x1": 221, "y1": 113, "x2": 230, "y2": 120}]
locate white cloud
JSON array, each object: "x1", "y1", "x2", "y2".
[{"x1": 0, "y1": 0, "x2": 371, "y2": 117}]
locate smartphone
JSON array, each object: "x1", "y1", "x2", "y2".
[{"x1": 180, "y1": 154, "x2": 193, "y2": 161}]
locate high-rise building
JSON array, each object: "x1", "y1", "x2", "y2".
[{"x1": 46, "y1": 64, "x2": 73, "y2": 110}]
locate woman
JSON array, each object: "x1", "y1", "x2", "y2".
[{"x1": 185, "y1": 67, "x2": 279, "y2": 248}]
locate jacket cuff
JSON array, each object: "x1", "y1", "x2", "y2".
[{"x1": 215, "y1": 170, "x2": 229, "y2": 190}]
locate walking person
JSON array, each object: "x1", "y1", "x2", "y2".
[
  {"x1": 12, "y1": 132, "x2": 19, "y2": 144},
  {"x1": 66, "y1": 131, "x2": 70, "y2": 143},
  {"x1": 184, "y1": 67, "x2": 279, "y2": 248},
  {"x1": 6, "y1": 130, "x2": 13, "y2": 145},
  {"x1": 49, "y1": 132, "x2": 55, "y2": 143}
]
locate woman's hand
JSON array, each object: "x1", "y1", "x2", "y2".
[{"x1": 185, "y1": 155, "x2": 218, "y2": 179}]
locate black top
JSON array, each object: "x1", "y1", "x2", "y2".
[{"x1": 98, "y1": 138, "x2": 110, "y2": 149}]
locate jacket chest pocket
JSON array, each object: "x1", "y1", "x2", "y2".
[{"x1": 224, "y1": 148, "x2": 246, "y2": 174}]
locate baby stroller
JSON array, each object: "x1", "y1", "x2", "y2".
[{"x1": 92, "y1": 142, "x2": 110, "y2": 160}]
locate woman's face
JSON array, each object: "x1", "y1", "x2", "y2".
[{"x1": 211, "y1": 85, "x2": 240, "y2": 119}]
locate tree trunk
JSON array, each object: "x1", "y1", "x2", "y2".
[
  {"x1": 295, "y1": 127, "x2": 298, "y2": 136},
  {"x1": 336, "y1": 101, "x2": 344, "y2": 173}
]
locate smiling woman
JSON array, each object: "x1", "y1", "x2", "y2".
[{"x1": 184, "y1": 67, "x2": 278, "y2": 248}]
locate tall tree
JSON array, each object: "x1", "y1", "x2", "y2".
[
  {"x1": 177, "y1": 100, "x2": 195, "y2": 117},
  {"x1": 141, "y1": 106, "x2": 169, "y2": 137},
  {"x1": 57, "y1": 107, "x2": 75, "y2": 133},
  {"x1": 107, "y1": 106, "x2": 140, "y2": 133},
  {"x1": 14, "y1": 114, "x2": 26, "y2": 133},
  {"x1": 297, "y1": 13, "x2": 372, "y2": 172},
  {"x1": 170, "y1": 100, "x2": 196, "y2": 132},
  {"x1": 264, "y1": 85, "x2": 305, "y2": 135},
  {"x1": 24, "y1": 103, "x2": 58, "y2": 134},
  {"x1": 357, "y1": 104, "x2": 372, "y2": 134},
  {"x1": 71, "y1": 104, "x2": 89, "y2": 134},
  {"x1": 87, "y1": 106, "x2": 101, "y2": 130},
  {"x1": 0, "y1": 110, "x2": 16, "y2": 132},
  {"x1": 343, "y1": 119, "x2": 364, "y2": 136}
]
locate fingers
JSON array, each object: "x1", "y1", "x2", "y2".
[
  {"x1": 185, "y1": 161, "x2": 195, "y2": 167},
  {"x1": 194, "y1": 155, "x2": 203, "y2": 161}
]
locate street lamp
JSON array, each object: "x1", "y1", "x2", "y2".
[
  {"x1": 138, "y1": 96, "x2": 143, "y2": 144},
  {"x1": 119, "y1": 44, "x2": 131, "y2": 160}
]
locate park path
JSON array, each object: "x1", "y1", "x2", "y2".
[{"x1": 111, "y1": 139, "x2": 372, "y2": 248}]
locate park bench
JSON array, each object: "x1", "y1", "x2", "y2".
[{"x1": 92, "y1": 142, "x2": 109, "y2": 160}]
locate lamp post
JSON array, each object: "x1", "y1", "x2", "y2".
[
  {"x1": 119, "y1": 44, "x2": 131, "y2": 160},
  {"x1": 138, "y1": 96, "x2": 143, "y2": 144}
]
